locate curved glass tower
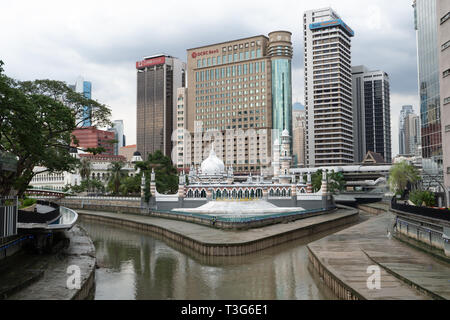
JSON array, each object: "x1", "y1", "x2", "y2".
[{"x1": 269, "y1": 31, "x2": 293, "y2": 143}]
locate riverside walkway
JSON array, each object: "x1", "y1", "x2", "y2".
[
  {"x1": 76, "y1": 207, "x2": 358, "y2": 256},
  {"x1": 308, "y1": 211, "x2": 450, "y2": 300}
]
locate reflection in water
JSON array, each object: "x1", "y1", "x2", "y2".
[{"x1": 79, "y1": 218, "x2": 347, "y2": 300}]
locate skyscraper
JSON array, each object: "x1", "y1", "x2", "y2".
[
  {"x1": 108, "y1": 120, "x2": 125, "y2": 156},
  {"x1": 352, "y1": 65, "x2": 392, "y2": 163},
  {"x1": 399, "y1": 105, "x2": 414, "y2": 155},
  {"x1": 292, "y1": 109, "x2": 306, "y2": 166},
  {"x1": 413, "y1": 0, "x2": 443, "y2": 190},
  {"x1": 437, "y1": 0, "x2": 450, "y2": 205},
  {"x1": 186, "y1": 32, "x2": 293, "y2": 175},
  {"x1": 405, "y1": 112, "x2": 421, "y2": 156},
  {"x1": 70, "y1": 76, "x2": 92, "y2": 127},
  {"x1": 303, "y1": 8, "x2": 354, "y2": 167},
  {"x1": 136, "y1": 55, "x2": 186, "y2": 159}
]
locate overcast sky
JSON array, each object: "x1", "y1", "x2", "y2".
[{"x1": 1, "y1": 0, "x2": 420, "y2": 157}]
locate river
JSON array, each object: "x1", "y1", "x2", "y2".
[{"x1": 78, "y1": 216, "x2": 365, "y2": 300}]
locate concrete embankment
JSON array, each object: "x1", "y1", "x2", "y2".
[
  {"x1": 307, "y1": 211, "x2": 450, "y2": 300},
  {"x1": 5, "y1": 225, "x2": 96, "y2": 300},
  {"x1": 77, "y1": 206, "x2": 359, "y2": 257}
]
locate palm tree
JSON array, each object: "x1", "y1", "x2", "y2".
[
  {"x1": 107, "y1": 161, "x2": 126, "y2": 195},
  {"x1": 78, "y1": 158, "x2": 92, "y2": 181},
  {"x1": 388, "y1": 161, "x2": 420, "y2": 198}
]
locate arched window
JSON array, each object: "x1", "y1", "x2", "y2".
[
  {"x1": 245, "y1": 190, "x2": 249, "y2": 198},
  {"x1": 269, "y1": 189, "x2": 274, "y2": 197},
  {"x1": 250, "y1": 189, "x2": 255, "y2": 198},
  {"x1": 223, "y1": 189, "x2": 228, "y2": 199},
  {"x1": 232, "y1": 190, "x2": 237, "y2": 199},
  {"x1": 187, "y1": 190, "x2": 193, "y2": 198},
  {"x1": 282, "y1": 189, "x2": 286, "y2": 197},
  {"x1": 238, "y1": 189, "x2": 243, "y2": 199},
  {"x1": 275, "y1": 189, "x2": 280, "y2": 197},
  {"x1": 216, "y1": 189, "x2": 222, "y2": 199},
  {"x1": 201, "y1": 190, "x2": 207, "y2": 198},
  {"x1": 194, "y1": 190, "x2": 200, "y2": 198}
]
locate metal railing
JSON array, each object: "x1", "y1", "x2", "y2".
[
  {"x1": 391, "y1": 198, "x2": 450, "y2": 222},
  {"x1": 0, "y1": 196, "x2": 18, "y2": 238}
]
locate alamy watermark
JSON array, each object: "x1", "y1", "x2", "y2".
[
  {"x1": 66, "y1": 265, "x2": 81, "y2": 290},
  {"x1": 366, "y1": 265, "x2": 381, "y2": 290}
]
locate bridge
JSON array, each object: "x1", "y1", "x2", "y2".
[{"x1": 25, "y1": 188, "x2": 69, "y2": 199}]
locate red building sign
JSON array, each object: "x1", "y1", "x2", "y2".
[
  {"x1": 191, "y1": 49, "x2": 219, "y2": 59},
  {"x1": 136, "y1": 56, "x2": 166, "y2": 69}
]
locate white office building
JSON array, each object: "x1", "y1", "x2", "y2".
[{"x1": 303, "y1": 7, "x2": 355, "y2": 167}]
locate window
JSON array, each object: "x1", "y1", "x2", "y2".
[
  {"x1": 445, "y1": 125, "x2": 450, "y2": 132},
  {"x1": 444, "y1": 96, "x2": 450, "y2": 105},
  {"x1": 197, "y1": 60, "x2": 202, "y2": 68},
  {"x1": 444, "y1": 68, "x2": 450, "y2": 78},
  {"x1": 257, "y1": 49, "x2": 261, "y2": 57},
  {"x1": 441, "y1": 11, "x2": 450, "y2": 24},
  {"x1": 442, "y1": 40, "x2": 450, "y2": 51}
]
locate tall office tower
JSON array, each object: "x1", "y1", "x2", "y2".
[
  {"x1": 172, "y1": 87, "x2": 191, "y2": 170},
  {"x1": 413, "y1": 0, "x2": 443, "y2": 190},
  {"x1": 108, "y1": 120, "x2": 125, "y2": 155},
  {"x1": 136, "y1": 55, "x2": 186, "y2": 160},
  {"x1": 70, "y1": 76, "x2": 92, "y2": 127},
  {"x1": 352, "y1": 65, "x2": 392, "y2": 163},
  {"x1": 269, "y1": 31, "x2": 293, "y2": 142},
  {"x1": 292, "y1": 109, "x2": 306, "y2": 166},
  {"x1": 186, "y1": 32, "x2": 293, "y2": 175},
  {"x1": 437, "y1": 0, "x2": 450, "y2": 205},
  {"x1": 303, "y1": 8, "x2": 355, "y2": 167},
  {"x1": 405, "y1": 113, "x2": 421, "y2": 156},
  {"x1": 399, "y1": 105, "x2": 414, "y2": 155}
]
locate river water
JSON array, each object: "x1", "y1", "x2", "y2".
[{"x1": 78, "y1": 216, "x2": 364, "y2": 300}]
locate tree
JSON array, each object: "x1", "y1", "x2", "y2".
[
  {"x1": 119, "y1": 175, "x2": 141, "y2": 196},
  {"x1": 78, "y1": 157, "x2": 92, "y2": 181},
  {"x1": 134, "y1": 150, "x2": 178, "y2": 194},
  {"x1": 409, "y1": 190, "x2": 436, "y2": 207},
  {"x1": 388, "y1": 161, "x2": 421, "y2": 198},
  {"x1": 310, "y1": 169, "x2": 345, "y2": 194},
  {"x1": 0, "y1": 61, "x2": 112, "y2": 197},
  {"x1": 107, "y1": 161, "x2": 127, "y2": 195}
]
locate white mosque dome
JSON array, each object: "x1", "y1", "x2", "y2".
[{"x1": 201, "y1": 144, "x2": 225, "y2": 175}]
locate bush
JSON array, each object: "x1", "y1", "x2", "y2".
[
  {"x1": 409, "y1": 190, "x2": 436, "y2": 207},
  {"x1": 20, "y1": 198, "x2": 36, "y2": 208}
]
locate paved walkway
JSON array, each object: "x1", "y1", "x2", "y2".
[
  {"x1": 308, "y1": 211, "x2": 450, "y2": 300},
  {"x1": 7, "y1": 226, "x2": 96, "y2": 300},
  {"x1": 76, "y1": 207, "x2": 357, "y2": 245}
]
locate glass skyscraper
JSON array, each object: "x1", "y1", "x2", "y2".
[
  {"x1": 413, "y1": 0, "x2": 443, "y2": 190},
  {"x1": 269, "y1": 31, "x2": 293, "y2": 142},
  {"x1": 72, "y1": 77, "x2": 92, "y2": 127}
]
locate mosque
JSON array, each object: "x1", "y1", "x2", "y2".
[{"x1": 146, "y1": 130, "x2": 335, "y2": 214}]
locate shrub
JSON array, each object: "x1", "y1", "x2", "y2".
[
  {"x1": 409, "y1": 190, "x2": 436, "y2": 207},
  {"x1": 20, "y1": 198, "x2": 36, "y2": 208}
]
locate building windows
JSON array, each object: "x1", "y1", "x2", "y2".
[
  {"x1": 444, "y1": 96, "x2": 450, "y2": 105},
  {"x1": 444, "y1": 68, "x2": 450, "y2": 78},
  {"x1": 441, "y1": 11, "x2": 450, "y2": 24},
  {"x1": 442, "y1": 40, "x2": 450, "y2": 51},
  {"x1": 445, "y1": 125, "x2": 450, "y2": 132}
]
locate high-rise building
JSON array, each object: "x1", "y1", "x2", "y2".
[
  {"x1": 437, "y1": 0, "x2": 450, "y2": 205},
  {"x1": 292, "y1": 109, "x2": 306, "y2": 166},
  {"x1": 352, "y1": 65, "x2": 392, "y2": 163},
  {"x1": 405, "y1": 112, "x2": 421, "y2": 156},
  {"x1": 399, "y1": 105, "x2": 414, "y2": 155},
  {"x1": 108, "y1": 120, "x2": 125, "y2": 155},
  {"x1": 413, "y1": 0, "x2": 443, "y2": 190},
  {"x1": 172, "y1": 87, "x2": 191, "y2": 170},
  {"x1": 136, "y1": 54, "x2": 186, "y2": 160},
  {"x1": 186, "y1": 32, "x2": 293, "y2": 175},
  {"x1": 72, "y1": 126, "x2": 115, "y2": 155},
  {"x1": 303, "y1": 8, "x2": 355, "y2": 167},
  {"x1": 70, "y1": 76, "x2": 92, "y2": 127}
]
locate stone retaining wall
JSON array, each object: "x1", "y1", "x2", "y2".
[
  {"x1": 78, "y1": 210, "x2": 358, "y2": 256},
  {"x1": 308, "y1": 248, "x2": 363, "y2": 300}
]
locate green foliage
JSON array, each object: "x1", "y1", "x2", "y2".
[
  {"x1": 409, "y1": 190, "x2": 436, "y2": 207},
  {"x1": 67, "y1": 179, "x2": 105, "y2": 194},
  {"x1": 119, "y1": 174, "x2": 141, "y2": 196},
  {"x1": 78, "y1": 158, "x2": 92, "y2": 181},
  {"x1": 20, "y1": 197, "x2": 36, "y2": 209},
  {"x1": 388, "y1": 161, "x2": 421, "y2": 197},
  {"x1": 135, "y1": 150, "x2": 178, "y2": 194},
  {"x1": 0, "y1": 60, "x2": 112, "y2": 197},
  {"x1": 107, "y1": 161, "x2": 127, "y2": 195},
  {"x1": 310, "y1": 170, "x2": 346, "y2": 194}
]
